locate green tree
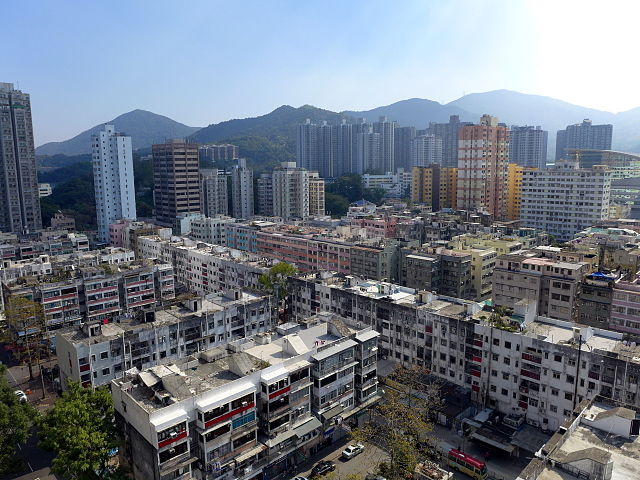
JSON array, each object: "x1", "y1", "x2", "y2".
[
  {"x1": 351, "y1": 365, "x2": 441, "y2": 479},
  {"x1": 326, "y1": 174, "x2": 364, "y2": 202},
  {"x1": 39, "y1": 382, "x2": 118, "y2": 479},
  {"x1": 258, "y1": 262, "x2": 298, "y2": 304},
  {"x1": 0, "y1": 365, "x2": 37, "y2": 474},
  {"x1": 325, "y1": 192, "x2": 350, "y2": 217},
  {"x1": 3, "y1": 296, "x2": 46, "y2": 380},
  {"x1": 363, "y1": 186, "x2": 387, "y2": 205}
]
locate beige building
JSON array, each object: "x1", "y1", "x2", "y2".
[
  {"x1": 493, "y1": 251, "x2": 590, "y2": 322},
  {"x1": 308, "y1": 172, "x2": 325, "y2": 216},
  {"x1": 411, "y1": 165, "x2": 457, "y2": 210}
]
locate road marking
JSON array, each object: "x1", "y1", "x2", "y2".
[{"x1": 6, "y1": 367, "x2": 18, "y2": 386}]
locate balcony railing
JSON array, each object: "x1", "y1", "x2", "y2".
[
  {"x1": 522, "y1": 352, "x2": 542, "y2": 364},
  {"x1": 520, "y1": 369, "x2": 540, "y2": 380}
]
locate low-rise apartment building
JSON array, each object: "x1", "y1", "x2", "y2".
[
  {"x1": 57, "y1": 291, "x2": 274, "y2": 390},
  {"x1": 493, "y1": 250, "x2": 590, "y2": 322},
  {"x1": 3, "y1": 262, "x2": 175, "y2": 330},
  {"x1": 137, "y1": 236, "x2": 271, "y2": 296},
  {"x1": 287, "y1": 273, "x2": 640, "y2": 433},
  {"x1": 111, "y1": 317, "x2": 379, "y2": 480}
]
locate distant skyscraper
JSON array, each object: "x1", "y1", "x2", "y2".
[
  {"x1": 509, "y1": 125, "x2": 548, "y2": 169},
  {"x1": 411, "y1": 134, "x2": 443, "y2": 167},
  {"x1": 555, "y1": 119, "x2": 613, "y2": 160},
  {"x1": 334, "y1": 120, "x2": 353, "y2": 177},
  {"x1": 231, "y1": 159, "x2": 254, "y2": 219},
  {"x1": 0, "y1": 83, "x2": 42, "y2": 233},
  {"x1": 200, "y1": 169, "x2": 228, "y2": 216},
  {"x1": 152, "y1": 139, "x2": 201, "y2": 225},
  {"x1": 394, "y1": 126, "x2": 416, "y2": 171},
  {"x1": 457, "y1": 115, "x2": 509, "y2": 219},
  {"x1": 296, "y1": 119, "x2": 318, "y2": 171},
  {"x1": 427, "y1": 115, "x2": 473, "y2": 168},
  {"x1": 356, "y1": 128, "x2": 381, "y2": 174},
  {"x1": 373, "y1": 116, "x2": 395, "y2": 173},
  {"x1": 317, "y1": 121, "x2": 335, "y2": 178},
  {"x1": 92, "y1": 125, "x2": 137, "y2": 243}
]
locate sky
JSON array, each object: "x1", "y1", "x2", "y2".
[{"x1": 3, "y1": 0, "x2": 640, "y2": 145}]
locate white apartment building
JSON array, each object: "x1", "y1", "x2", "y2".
[
  {"x1": 38, "y1": 183, "x2": 52, "y2": 197},
  {"x1": 520, "y1": 159, "x2": 612, "y2": 242},
  {"x1": 111, "y1": 318, "x2": 379, "y2": 480},
  {"x1": 137, "y1": 235, "x2": 272, "y2": 295},
  {"x1": 57, "y1": 291, "x2": 274, "y2": 390},
  {"x1": 411, "y1": 134, "x2": 443, "y2": 167},
  {"x1": 272, "y1": 162, "x2": 310, "y2": 220},
  {"x1": 362, "y1": 169, "x2": 412, "y2": 198},
  {"x1": 288, "y1": 274, "x2": 640, "y2": 433},
  {"x1": 92, "y1": 125, "x2": 137, "y2": 243},
  {"x1": 231, "y1": 159, "x2": 254, "y2": 219},
  {"x1": 189, "y1": 215, "x2": 235, "y2": 245},
  {"x1": 200, "y1": 169, "x2": 229, "y2": 217}
]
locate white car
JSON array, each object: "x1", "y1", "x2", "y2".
[
  {"x1": 14, "y1": 390, "x2": 27, "y2": 403},
  {"x1": 342, "y1": 443, "x2": 365, "y2": 459}
]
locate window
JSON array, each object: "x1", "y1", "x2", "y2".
[
  {"x1": 550, "y1": 405, "x2": 558, "y2": 413},
  {"x1": 102, "y1": 368, "x2": 110, "y2": 376},
  {"x1": 100, "y1": 351, "x2": 108, "y2": 359},
  {"x1": 551, "y1": 388, "x2": 559, "y2": 396},
  {"x1": 554, "y1": 354, "x2": 562, "y2": 362},
  {"x1": 553, "y1": 371, "x2": 561, "y2": 379},
  {"x1": 566, "y1": 375, "x2": 575, "y2": 384},
  {"x1": 505, "y1": 341, "x2": 511, "y2": 349},
  {"x1": 564, "y1": 392, "x2": 573, "y2": 401},
  {"x1": 501, "y1": 388, "x2": 508, "y2": 396},
  {"x1": 503, "y1": 357, "x2": 510, "y2": 366}
]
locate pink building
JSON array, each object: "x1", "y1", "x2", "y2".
[
  {"x1": 350, "y1": 216, "x2": 398, "y2": 239},
  {"x1": 611, "y1": 273, "x2": 640, "y2": 335},
  {"x1": 108, "y1": 220, "x2": 128, "y2": 247}
]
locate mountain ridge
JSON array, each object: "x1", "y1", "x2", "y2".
[
  {"x1": 36, "y1": 109, "x2": 200, "y2": 156},
  {"x1": 37, "y1": 90, "x2": 640, "y2": 159}
]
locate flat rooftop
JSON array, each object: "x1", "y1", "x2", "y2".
[{"x1": 60, "y1": 291, "x2": 267, "y2": 345}]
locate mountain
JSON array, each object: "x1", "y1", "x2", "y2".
[
  {"x1": 188, "y1": 104, "x2": 351, "y2": 144},
  {"x1": 347, "y1": 90, "x2": 640, "y2": 155},
  {"x1": 36, "y1": 110, "x2": 201, "y2": 156},
  {"x1": 343, "y1": 98, "x2": 474, "y2": 128}
]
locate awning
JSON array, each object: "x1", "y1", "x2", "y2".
[
  {"x1": 470, "y1": 431, "x2": 516, "y2": 454},
  {"x1": 293, "y1": 417, "x2": 321, "y2": 437},
  {"x1": 322, "y1": 404, "x2": 344, "y2": 422},
  {"x1": 235, "y1": 444, "x2": 267, "y2": 464},
  {"x1": 265, "y1": 428, "x2": 297, "y2": 448}
]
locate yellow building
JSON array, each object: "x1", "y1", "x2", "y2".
[
  {"x1": 451, "y1": 246, "x2": 496, "y2": 301},
  {"x1": 411, "y1": 166, "x2": 457, "y2": 210},
  {"x1": 506, "y1": 163, "x2": 536, "y2": 221}
]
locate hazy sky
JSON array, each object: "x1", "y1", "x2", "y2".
[{"x1": 4, "y1": 0, "x2": 639, "y2": 145}]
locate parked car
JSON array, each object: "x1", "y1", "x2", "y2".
[
  {"x1": 365, "y1": 475, "x2": 387, "y2": 480},
  {"x1": 342, "y1": 443, "x2": 365, "y2": 459},
  {"x1": 310, "y1": 460, "x2": 336, "y2": 477},
  {"x1": 14, "y1": 390, "x2": 27, "y2": 403}
]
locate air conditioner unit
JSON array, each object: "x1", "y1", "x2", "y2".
[
  {"x1": 170, "y1": 432, "x2": 177, "y2": 438},
  {"x1": 242, "y1": 401, "x2": 248, "y2": 406}
]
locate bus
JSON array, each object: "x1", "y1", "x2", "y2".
[{"x1": 446, "y1": 449, "x2": 488, "y2": 480}]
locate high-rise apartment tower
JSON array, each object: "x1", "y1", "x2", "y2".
[{"x1": 0, "y1": 83, "x2": 42, "y2": 233}]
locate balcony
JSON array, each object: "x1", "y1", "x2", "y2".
[
  {"x1": 588, "y1": 371, "x2": 600, "y2": 380},
  {"x1": 521, "y1": 352, "x2": 542, "y2": 364},
  {"x1": 520, "y1": 369, "x2": 540, "y2": 380}
]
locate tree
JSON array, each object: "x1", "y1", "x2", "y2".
[
  {"x1": 351, "y1": 365, "x2": 441, "y2": 479},
  {"x1": 325, "y1": 192, "x2": 350, "y2": 217},
  {"x1": 39, "y1": 382, "x2": 118, "y2": 479},
  {"x1": 326, "y1": 174, "x2": 364, "y2": 202},
  {"x1": 363, "y1": 186, "x2": 387, "y2": 205},
  {"x1": 3, "y1": 296, "x2": 46, "y2": 380},
  {"x1": 258, "y1": 262, "x2": 298, "y2": 304},
  {"x1": 0, "y1": 365, "x2": 37, "y2": 474}
]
